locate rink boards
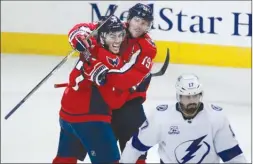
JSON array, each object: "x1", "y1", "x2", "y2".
[
  {"x1": 1, "y1": 32, "x2": 251, "y2": 68},
  {"x1": 1, "y1": 1, "x2": 251, "y2": 68}
]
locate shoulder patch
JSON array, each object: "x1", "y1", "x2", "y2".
[
  {"x1": 211, "y1": 104, "x2": 223, "y2": 111},
  {"x1": 156, "y1": 104, "x2": 168, "y2": 111}
]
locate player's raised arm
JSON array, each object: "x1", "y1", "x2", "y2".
[
  {"x1": 67, "y1": 3, "x2": 157, "y2": 91},
  {"x1": 68, "y1": 22, "x2": 99, "y2": 52}
]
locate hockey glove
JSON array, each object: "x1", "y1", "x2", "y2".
[
  {"x1": 81, "y1": 50, "x2": 92, "y2": 63},
  {"x1": 83, "y1": 58, "x2": 109, "y2": 86},
  {"x1": 69, "y1": 26, "x2": 93, "y2": 52}
]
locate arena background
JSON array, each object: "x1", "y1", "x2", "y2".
[
  {"x1": 1, "y1": 1, "x2": 252, "y2": 163},
  {"x1": 1, "y1": 1, "x2": 251, "y2": 68}
]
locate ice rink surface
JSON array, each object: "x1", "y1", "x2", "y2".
[{"x1": 1, "y1": 54, "x2": 252, "y2": 163}]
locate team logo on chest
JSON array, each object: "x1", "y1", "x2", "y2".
[
  {"x1": 106, "y1": 56, "x2": 119, "y2": 67},
  {"x1": 174, "y1": 135, "x2": 210, "y2": 164}
]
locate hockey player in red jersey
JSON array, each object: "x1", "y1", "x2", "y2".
[
  {"x1": 53, "y1": 16, "x2": 129, "y2": 164},
  {"x1": 63, "y1": 3, "x2": 157, "y2": 164},
  {"x1": 111, "y1": 3, "x2": 156, "y2": 164}
]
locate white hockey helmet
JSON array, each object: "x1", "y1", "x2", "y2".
[{"x1": 175, "y1": 73, "x2": 203, "y2": 101}]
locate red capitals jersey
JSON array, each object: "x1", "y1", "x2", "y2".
[
  {"x1": 60, "y1": 45, "x2": 126, "y2": 123},
  {"x1": 115, "y1": 27, "x2": 157, "y2": 103},
  {"x1": 75, "y1": 22, "x2": 157, "y2": 103},
  {"x1": 63, "y1": 22, "x2": 157, "y2": 122}
]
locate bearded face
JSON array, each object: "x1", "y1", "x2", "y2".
[{"x1": 179, "y1": 93, "x2": 202, "y2": 117}]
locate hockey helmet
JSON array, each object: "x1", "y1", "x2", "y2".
[
  {"x1": 98, "y1": 15, "x2": 125, "y2": 34},
  {"x1": 175, "y1": 73, "x2": 203, "y2": 100},
  {"x1": 127, "y1": 3, "x2": 153, "y2": 22},
  {"x1": 175, "y1": 73, "x2": 203, "y2": 118},
  {"x1": 97, "y1": 15, "x2": 126, "y2": 54}
]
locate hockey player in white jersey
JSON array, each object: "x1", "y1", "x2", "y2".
[{"x1": 120, "y1": 73, "x2": 247, "y2": 163}]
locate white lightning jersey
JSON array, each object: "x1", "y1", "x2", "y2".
[{"x1": 120, "y1": 103, "x2": 247, "y2": 163}]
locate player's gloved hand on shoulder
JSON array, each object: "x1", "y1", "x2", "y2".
[
  {"x1": 69, "y1": 26, "x2": 93, "y2": 52},
  {"x1": 83, "y1": 58, "x2": 109, "y2": 86}
]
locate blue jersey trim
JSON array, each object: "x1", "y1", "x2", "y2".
[
  {"x1": 131, "y1": 133, "x2": 151, "y2": 152},
  {"x1": 218, "y1": 144, "x2": 243, "y2": 162}
]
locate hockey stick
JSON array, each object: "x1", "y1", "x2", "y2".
[
  {"x1": 4, "y1": 6, "x2": 118, "y2": 120},
  {"x1": 54, "y1": 48, "x2": 170, "y2": 88},
  {"x1": 151, "y1": 48, "x2": 170, "y2": 77}
]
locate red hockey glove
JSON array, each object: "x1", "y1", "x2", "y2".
[{"x1": 69, "y1": 26, "x2": 93, "y2": 52}]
